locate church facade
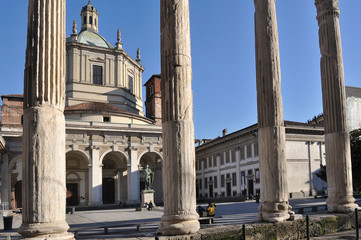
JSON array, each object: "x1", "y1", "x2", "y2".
[{"x1": 0, "y1": 2, "x2": 163, "y2": 208}]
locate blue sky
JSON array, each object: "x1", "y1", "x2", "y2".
[{"x1": 0, "y1": 1, "x2": 361, "y2": 140}]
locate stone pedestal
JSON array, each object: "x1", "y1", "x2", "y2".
[
  {"x1": 136, "y1": 190, "x2": 159, "y2": 211},
  {"x1": 141, "y1": 190, "x2": 155, "y2": 207},
  {"x1": 254, "y1": 0, "x2": 293, "y2": 222},
  {"x1": 19, "y1": 0, "x2": 74, "y2": 239},
  {"x1": 158, "y1": 0, "x2": 199, "y2": 235},
  {"x1": 315, "y1": 0, "x2": 359, "y2": 213}
]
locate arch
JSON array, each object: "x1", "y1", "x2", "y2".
[
  {"x1": 8, "y1": 154, "x2": 22, "y2": 171},
  {"x1": 101, "y1": 150, "x2": 128, "y2": 204},
  {"x1": 137, "y1": 149, "x2": 163, "y2": 164},
  {"x1": 138, "y1": 151, "x2": 163, "y2": 204},
  {"x1": 89, "y1": 16, "x2": 93, "y2": 25},
  {"x1": 99, "y1": 149, "x2": 128, "y2": 165},
  {"x1": 65, "y1": 149, "x2": 90, "y2": 163},
  {"x1": 66, "y1": 172, "x2": 81, "y2": 181},
  {"x1": 66, "y1": 150, "x2": 90, "y2": 206}
]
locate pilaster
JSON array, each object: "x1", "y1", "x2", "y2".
[
  {"x1": 307, "y1": 141, "x2": 315, "y2": 196},
  {"x1": 236, "y1": 149, "x2": 241, "y2": 196},
  {"x1": 216, "y1": 154, "x2": 221, "y2": 196},
  {"x1": 127, "y1": 146, "x2": 140, "y2": 204},
  {"x1": 89, "y1": 145, "x2": 102, "y2": 205}
]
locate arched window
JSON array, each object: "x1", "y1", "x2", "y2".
[
  {"x1": 83, "y1": 16, "x2": 87, "y2": 24},
  {"x1": 89, "y1": 16, "x2": 93, "y2": 25},
  {"x1": 95, "y1": 18, "x2": 97, "y2": 26}
]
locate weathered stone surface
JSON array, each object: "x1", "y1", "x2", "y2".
[
  {"x1": 254, "y1": 0, "x2": 292, "y2": 222},
  {"x1": 158, "y1": 0, "x2": 199, "y2": 235},
  {"x1": 156, "y1": 213, "x2": 357, "y2": 240},
  {"x1": 315, "y1": 0, "x2": 359, "y2": 213},
  {"x1": 19, "y1": 0, "x2": 73, "y2": 239}
]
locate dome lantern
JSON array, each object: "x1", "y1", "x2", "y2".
[{"x1": 81, "y1": 0, "x2": 99, "y2": 32}]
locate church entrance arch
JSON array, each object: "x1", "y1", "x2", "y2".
[
  {"x1": 102, "y1": 151, "x2": 127, "y2": 204},
  {"x1": 139, "y1": 151, "x2": 163, "y2": 203},
  {"x1": 66, "y1": 151, "x2": 89, "y2": 206}
]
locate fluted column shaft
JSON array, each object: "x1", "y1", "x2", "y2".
[
  {"x1": 254, "y1": 0, "x2": 293, "y2": 222},
  {"x1": 315, "y1": 0, "x2": 358, "y2": 213},
  {"x1": 19, "y1": 0, "x2": 73, "y2": 239},
  {"x1": 158, "y1": 0, "x2": 199, "y2": 235}
]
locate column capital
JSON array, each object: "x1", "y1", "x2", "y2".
[
  {"x1": 315, "y1": 0, "x2": 339, "y2": 21},
  {"x1": 128, "y1": 145, "x2": 138, "y2": 151},
  {"x1": 147, "y1": 146, "x2": 154, "y2": 152},
  {"x1": 90, "y1": 145, "x2": 100, "y2": 150},
  {"x1": 71, "y1": 144, "x2": 78, "y2": 151}
]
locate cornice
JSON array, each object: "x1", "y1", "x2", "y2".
[{"x1": 66, "y1": 42, "x2": 145, "y2": 72}]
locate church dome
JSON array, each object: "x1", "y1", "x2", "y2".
[
  {"x1": 67, "y1": 1, "x2": 113, "y2": 49},
  {"x1": 76, "y1": 30, "x2": 114, "y2": 49}
]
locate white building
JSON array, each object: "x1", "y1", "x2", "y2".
[
  {"x1": 195, "y1": 121, "x2": 327, "y2": 200},
  {"x1": 346, "y1": 86, "x2": 361, "y2": 132}
]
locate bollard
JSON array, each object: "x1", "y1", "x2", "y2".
[
  {"x1": 306, "y1": 215, "x2": 310, "y2": 240},
  {"x1": 242, "y1": 224, "x2": 246, "y2": 240},
  {"x1": 356, "y1": 208, "x2": 359, "y2": 240}
]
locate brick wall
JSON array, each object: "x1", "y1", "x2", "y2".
[
  {"x1": 1, "y1": 95, "x2": 24, "y2": 126},
  {"x1": 144, "y1": 75, "x2": 162, "y2": 125}
]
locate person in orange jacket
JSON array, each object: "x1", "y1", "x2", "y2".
[{"x1": 206, "y1": 202, "x2": 216, "y2": 217}]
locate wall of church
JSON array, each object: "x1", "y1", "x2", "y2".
[
  {"x1": 0, "y1": 121, "x2": 163, "y2": 207},
  {"x1": 66, "y1": 46, "x2": 144, "y2": 114}
]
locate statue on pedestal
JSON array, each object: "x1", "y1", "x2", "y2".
[{"x1": 138, "y1": 164, "x2": 154, "y2": 190}]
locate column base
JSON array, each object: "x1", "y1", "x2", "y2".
[
  {"x1": 19, "y1": 222, "x2": 74, "y2": 240},
  {"x1": 327, "y1": 196, "x2": 360, "y2": 213},
  {"x1": 258, "y1": 201, "x2": 294, "y2": 223},
  {"x1": 20, "y1": 233, "x2": 74, "y2": 240},
  {"x1": 158, "y1": 213, "x2": 200, "y2": 236}
]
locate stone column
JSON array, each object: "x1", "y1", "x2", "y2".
[
  {"x1": 158, "y1": 0, "x2": 199, "y2": 235},
  {"x1": 315, "y1": 0, "x2": 359, "y2": 213},
  {"x1": 19, "y1": 0, "x2": 73, "y2": 239},
  {"x1": 254, "y1": 0, "x2": 293, "y2": 222}
]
